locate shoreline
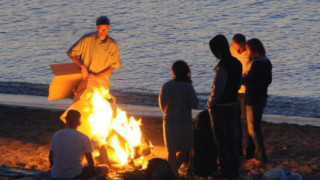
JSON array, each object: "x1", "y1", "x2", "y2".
[{"x1": 1, "y1": 93, "x2": 320, "y2": 127}]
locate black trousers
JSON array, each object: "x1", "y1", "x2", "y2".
[
  {"x1": 209, "y1": 105, "x2": 239, "y2": 175},
  {"x1": 74, "y1": 166, "x2": 103, "y2": 179}
]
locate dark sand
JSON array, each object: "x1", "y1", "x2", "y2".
[{"x1": 0, "y1": 105, "x2": 319, "y2": 179}]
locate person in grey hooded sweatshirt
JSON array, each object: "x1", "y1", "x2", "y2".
[{"x1": 207, "y1": 34, "x2": 242, "y2": 178}]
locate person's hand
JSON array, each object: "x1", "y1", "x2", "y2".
[
  {"x1": 87, "y1": 73, "x2": 100, "y2": 79},
  {"x1": 207, "y1": 100, "x2": 213, "y2": 110},
  {"x1": 80, "y1": 65, "x2": 88, "y2": 80}
]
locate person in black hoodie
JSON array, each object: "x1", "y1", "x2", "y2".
[
  {"x1": 207, "y1": 34, "x2": 242, "y2": 178},
  {"x1": 244, "y1": 38, "x2": 272, "y2": 164}
]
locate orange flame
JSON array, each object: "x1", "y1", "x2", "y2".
[{"x1": 76, "y1": 87, "x2": 148, "y2": 165}]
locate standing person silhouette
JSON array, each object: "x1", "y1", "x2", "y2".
[
  {"x1": 159, "y1": 60, "x2": 198, "y2": 178},
  {"x1": 207, "y1": 34, "x2": 242, "y2": 178},
  {"x1": 67, "y1": 15, "x2": 121, "y2": 103},
  {"x1": 244, "y1": 38, "x2": 272, "y2": 164},
  {"x1": 60, "y1": 15, "x2": 122, "y2": 123},
  {"x1": 230, "y1": 33, "x2": 251, "y2": 156}
]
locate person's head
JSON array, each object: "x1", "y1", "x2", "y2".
[
  {"x1": 209, "y1": 34, "x2": 231, "y2": 60},
  {"x1": 146, "y1": 158, "x2": 175, "y2": 180},
  {"x1": 95, "y1": 16, "x2": 111, "y2": 41},
  {"x1": 171, "y1": 60, "x2": 192, "y2": 83},
  {"x1": 66, "y1": 110, "x2": 81, "y2": 129},
  {"x1": 246, "y1": 38, "x2": 266, "y2": 62},
  {"x1": 232, "y1": 33, "x2": 246, "y2": 54}
]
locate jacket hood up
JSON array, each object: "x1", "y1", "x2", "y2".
[{"x1": 209, "y1": 34, "x2": 232, "y2": 60}]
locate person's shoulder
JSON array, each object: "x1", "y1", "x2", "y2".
[
  {"x1": 52, "y1": 128, "x2": 69, "y2": 138},
  {"x1": 255, "y1": 56, "x2": 271, "y2": 65},
  {"x1": 79, "y1": 32, "x2": 96, "y2": 40},
  {"x1": 75, "y1": 130, "x2": 90, "y2": 139},
  {"x1": 54, "y1": 128, "x2": 67, "y2": 134},
  {"x1": 232, "y1": 56, "x2": 242, "y2": 66},
  {"x1": 163, "y1": 79, "x2": 184, "y2": 89},
  {"x1": 163, "y1": 79, "x2": 174, "y2": 87},
  {"x1": 107, "y1": 36, "x2": 118, "y2": 44},
  {"x1": 266, "y1": 57, "x2": 272, "y2": 66}
]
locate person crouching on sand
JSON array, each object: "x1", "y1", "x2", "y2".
[
  {"x1": 159, "y1": 60, "x2": 199, "y2": 178},
  {"x1": 49, "y1": 110, "x2": 107, "y2": 179}
]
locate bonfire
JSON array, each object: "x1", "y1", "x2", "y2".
[{"x1": 63, "y1": 87, "x2": 152, "y2": 170}]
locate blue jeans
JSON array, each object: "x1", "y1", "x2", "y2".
[
  {"x1": 209, "y1": 105, "x2": 239, "y2": 175},
  {"x1": 246, "y1": 97, "x2": 267, "y2": 162},
  {"x1": 234, "y1": 93, "x2": 247, "y2": 156}
]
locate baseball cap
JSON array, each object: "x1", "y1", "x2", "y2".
[{"x1": 96, "y1": 16, "x2": 110, "y2": 25}]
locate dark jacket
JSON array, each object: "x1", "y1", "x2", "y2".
[
  {"x1": 207, "y1": 35, "x2": 242, "y2": 108},
  {"x1": 244, "y1": 56, "x2": 272, "y2": 105}
]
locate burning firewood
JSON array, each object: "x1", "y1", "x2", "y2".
[
  {"x1": 98, "y1": 145, "x2": 110, "y2": 165},
  {"x1": 61, "y1": 87, "x2": 153, "y2": 168},
  {"x1": 133, "y1": 146, "x2": 152, "y2": 159}
]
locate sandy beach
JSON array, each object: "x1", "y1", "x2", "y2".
[{"x1": 0, "y1": 104, "x2": 319, "y2": 179}]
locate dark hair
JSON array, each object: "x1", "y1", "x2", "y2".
[
  {"x1": 246, "y1": 38, "x2": 266, "y2": 62},
  {"x1": 232, "y1": 33, "x2": 246, "y2": 44},
  {"x1": 209, "y1": 34, "x2": 231, "y2": 60},
  {"x1": 172, "y1": 60, "x2": 192, "y2": 83},
  {"x1": 96, "y1": 16, "x2": 110, "y2": 25},
  {"x1": 66, "y1": 110, "x2": 81, "y2": 127},
  {"x1": 146, "y1": 158, "x2": 175, "y2": 180}
]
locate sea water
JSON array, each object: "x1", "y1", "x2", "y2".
[{"x1": 0, "y1": 0, "x2": 319, "y2": 118}]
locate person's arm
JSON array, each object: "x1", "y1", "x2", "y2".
[
  {"x1": 189, "y1": 85, "x2": 199, "y2": 109},
  {"x1": 158, "y1": 85, "x2": 166, "y2": 113},
  {"x1": 49, "y1": 151, "x2": 54, "y2": 168},
  {"x1": 87, "y1": 67, "x2": 115, "y2": 79},
  {"x1": 84, "y1": 152, "x2": 94, "y2": 167},
  {"x1": 66, "y1": 52, "x2": 88, "y2": 80},
  {"x1": 207, "y1": 66, "x2": 228, "y2": 109}
]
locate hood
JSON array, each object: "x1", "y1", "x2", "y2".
[{"x1": 209, "y1": 34, "x2": 232, "y2": 60}]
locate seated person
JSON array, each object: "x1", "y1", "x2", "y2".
[
  {"x1": 49, "y1": 110, "x2": 107, "y2": 179},
  {"x1": 193, "y1": 110, "x2": 217, "y2": 178}
]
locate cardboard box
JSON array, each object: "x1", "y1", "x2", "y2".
[{"x1": 48, "y1": 63, "x2": 82, "y2": 101}]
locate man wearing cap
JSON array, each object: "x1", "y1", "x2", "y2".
[{"x1": 67, "y1": 16, "x2": 121, "y2": 102}]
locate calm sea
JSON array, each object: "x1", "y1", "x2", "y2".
[{"x1": 0, "y1": 0, "x2": 319, "y2": 117}]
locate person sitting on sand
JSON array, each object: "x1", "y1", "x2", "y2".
[
  {"x1": 49, "y1": 110, "x2": 106, "y2": 179},
  {"x1": 159, "y1": 60, "x2": 198, "y2": 178},
  {"x1": 193, "y1": 110, "x2": 217, "y2": 178}
]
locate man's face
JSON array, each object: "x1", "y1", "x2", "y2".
[
  {"x1": 232, "y1": 40, "x2": 246, "y2": 54},
  {"x1": 246, "y1": 44, "x2": 251, "y2": 56},
  {"x1": 95, "y1": 25, "x2": 110, "y2": 40}
]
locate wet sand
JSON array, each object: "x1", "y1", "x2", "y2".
[{"x1": 0, "y1": 105, "x2": 319, "y2": 179}]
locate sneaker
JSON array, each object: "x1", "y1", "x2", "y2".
[{"x1": 247, "y1": 158, "x2": 262, "y2": 165}]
